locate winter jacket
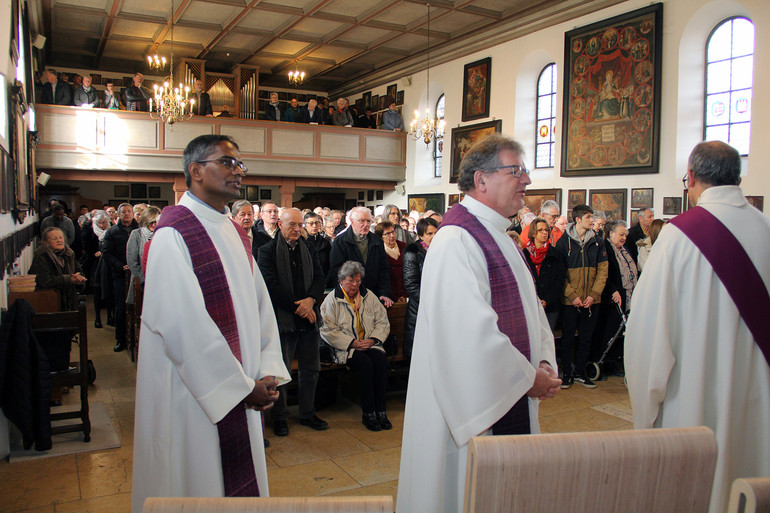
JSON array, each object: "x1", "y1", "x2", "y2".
[
  {"x1": 555, "y1": 223, "x2": 608, "y2": 305},
  {"x1": 402, "y1": 241, "x2": 427, "y2": 355},
  {"x1": 522, "y1": 243, "x2": 566, "y2": 310},
  {"x1": 329, "y1": 228, "x2": 392, "y2": 300}
]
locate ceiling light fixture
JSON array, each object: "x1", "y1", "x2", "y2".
[
  {"x1": 146, "y1": 53, "x2": 167, "y2": 72},
  {"x1": 409, "y1": 3, "x2": 445, "y2": 147},
  {"x1": 288, "y1": 61, "x2": 305, "y2": 87},
  {"x1": 149, "y1": 0, "x2": 194, "y2": 126}
]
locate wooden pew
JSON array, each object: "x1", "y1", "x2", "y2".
[{"x1": 142, "y1": 496, "x2": 394, "y2": 513}]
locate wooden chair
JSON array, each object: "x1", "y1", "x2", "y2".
[
  {"x1": 30, "y1": 300, "x2": 91, "y2": 442},
  {"x1": 464, "y1": 427, "x2": 717, "y2": 513},
  {"x1": 728, "y1": 478, "x2": 770, "y2": 513},
  {"x1": 142, "y1": 496, "x2": 394, "y2": 513}
]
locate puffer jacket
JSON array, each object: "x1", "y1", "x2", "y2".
[
  {"x1": 319, "y1": 285, "x2": 390, "y2": 364},
  {"x1": 555, "y1": 223, "x2": 608, "y2": 305}
]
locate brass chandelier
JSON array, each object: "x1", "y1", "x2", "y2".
[{"x1": 288, "y1": 61, "x2": 306, "y2": 86}]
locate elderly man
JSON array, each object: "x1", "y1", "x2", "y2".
[
  {"x1": 132, "y1": 135, "x2": 287, "y2": 512},
  {"x1": 232, "y1": 199, "x2": 257, "y2": 252},
  {"x1": 73, "y1": 74, "x2": 99, "y2": 108},
  {"x1": 332, "y1": 98, "x2": 354, "y2": 126},
  {"x1": 192, "y1": 79, "x2": 213, "y2": 116},
  {"x1": 520, "y1": 200, "x2": 562, "y2": 245},
  {"x1": 253, "y1": 201, "x2": 280, "y2": 252},
  {"x1": 40, "y1": 204, "x2": 76, "y2": 246},
  {"x1": 264, "y1": 92, "x2": 284, "y2": 121},
  {"x1": 625, "y1": 206, "x2": 653, "y2": 263},
  {"x1": 124, "y1": 73, "x2": 150, "y2": 112},
  {"x1": 105, "y1": 205, "x2": 117, "y2": 224},
  {"x1": 302, "y1": 98, "x2": 323, "y2": 123},
  {"x1": 102, "y1": 203, "x2": 138, "y2": 352},
  {"x1": 625, "y1": 141, "x2": 770, "y2": 513},
  {"x1": 40, "y1": 69, "x2": 73, "y2": 106},
  {"x1": 329, "y1": 206, "x2": 393, "y2": 307},
  {"x1": 397, "y1": 135, "x2": 560, "y2": 513},
  {"x1": 330, "y1": 209, "x2": 345, "y2": 235},
  {"x1": 257, "y1": 208, "x2": 328, "y2": 437}
]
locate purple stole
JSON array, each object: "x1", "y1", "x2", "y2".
[
  {"x1": 155, "y1": 205, "x2": 260, "y2": 497},
  {"x1": 670, "y1": 206, "x2": 770, "y2": 366},
  {"x1": 441, "y1": 204, "x2": 531, "y2": 435}
]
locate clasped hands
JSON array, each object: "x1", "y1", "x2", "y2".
[
  {"x1": 571, "y1": 295, "x2": 595, "y2": 308},
  {"x1": 70, "y1": 272, "x2": 87, "y2": 285},
  {"x1": 294, "y1": 297, "x2": 316, "y2": 323},
  {"x1": 244, "y1": 376, "x2": 279, "y2": 411},
  {"x1": 351, "y1": 338, "x2": 375, "y2": 351},
  {"x1": 527, "y1": 362, "x2": 561, "y2": 400}
]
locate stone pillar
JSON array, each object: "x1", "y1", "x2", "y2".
[{"x1": 173, "y1": 176, "x2": 187, "y2": 205}]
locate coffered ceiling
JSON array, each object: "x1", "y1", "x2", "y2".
[{"x1": 34, "y1": 0, "x2": 627, "y2": 95}]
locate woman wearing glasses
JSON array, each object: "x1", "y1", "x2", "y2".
[{"x1": 521, "y1": 217, "x2": 565, "y2": 334}]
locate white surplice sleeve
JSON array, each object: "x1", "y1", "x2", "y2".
[
  {"x1": 422, "y1": 228, "x2": 536, "y2": 447},
  {"x1": 142, "y1": 228, "x2": 257, "y2": 425}
]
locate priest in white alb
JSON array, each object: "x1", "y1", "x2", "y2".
[
  {"x1": 132, "y1": 135, "x2": 290, "y2": 513},
  {"x1": 625, "y1": 140, "x2": 770, "y2": 513},
  {"x1": 396, "y1": 134, "x2": 561, "y2": 513}
]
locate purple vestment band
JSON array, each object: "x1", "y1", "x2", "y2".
[
  {"x1": 155, "y1": 205, "x2": 260, "y2": 497},
  {"x1": 441, "y1": 203, "x2": 532, "y2": 435}
]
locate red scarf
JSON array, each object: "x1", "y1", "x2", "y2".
[{"x1": 525, "y1": 240, "x2": 549, "y2": 276}]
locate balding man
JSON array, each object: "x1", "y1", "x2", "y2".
[
  {"x1": 329, "y1": 206, "x2": 393, "y2": 307},
  {"x1": 257, "y1": 208, "x2": 328, "y2": 437},
  {"x1": 625, "y1": 206, "x2": 653, "y2": 263}
]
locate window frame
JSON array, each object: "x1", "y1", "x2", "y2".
[
  {"x1": 433, "y1": 93, "x2": 445, "y2": 178},
  {"x1": 535, "y1": 63, "x2": 557, "y2": 169}
]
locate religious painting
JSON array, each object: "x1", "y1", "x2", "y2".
[
  {"x1": 379, "y1": 95, "x2": 387, "y2": 111},
  {"x1": 746, "y1": 196, "x2": 764, "y2": 212},
  {"x1": 461, "y1": 57, "x2": 491, "y2": 122},
  {"x1": 376, "y1": 190, "x2": 383, "y2": 200},
  {"x1": 358, "y1": 191, "x2": 365, "y2": 200},
  {"x1": 246, "y1": 186, "x2": 259, "y2": 202},
  {"x1": 523, "y1": 189, "x2": 562, "y2": 215},
  {"x1": 630, "y1": 209, "x2": 640, "y2": 225},
  {"x1": 561, "y1": 3, "x2": 663, "y2": 177},
  {"x1": 408, "y1": 193, "x2": 445, "y2": 215},
  {"x1": 362, "y1": 91, "x2": 371, "y2": 109},
  {"x1": 386, "y1": 83, "x2": 397, "y2": 104},
  {"x1": 631, "y1": 187, "x2": 653, "y2": 208},
  {"x1": 568, "y1": 189, "x2": 587, "y2": 209},
  {"x1": 131, "y1": 183, "x2": 147, "y2": 199},
  {"x1": 663, "y1": 196, "x2": 682, "y2": 216},
  {"x1": 448, "y1": 193, "x2": 464, "y2": 208},
  {"x1": 589, "y1": 188, "x2": 627, "y2": 221},
  {"x1": 260, "y1": 188, "x2": 271, "y2": 200},
  {"x1": 114, "y1": 185, "x2": 129, "y2": 197},
  {"x1": 449, "y1": 120, "x2": 502, "y2": 183},
  {"x1": 397, "y1": 90, "x2": 405, "y2": 105},
  {"x1": 371, "y1": 95, "x2": 379, "y2": 111}
]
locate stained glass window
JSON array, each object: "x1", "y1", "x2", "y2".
[
  {"x1": 536, "y1": 63, "x2": 557, "y2": 168},
  {"x1": 434, "y1": 94, "x2": 445, "y2": 178},
  {"x1": 705, "y1": 17, "x2": 753, "y2": 155}
]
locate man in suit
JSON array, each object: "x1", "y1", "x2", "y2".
[
  {"x1": 192, "y1": 79, "x2": 213, "y2": 116},
  {"x1": 40, "y1": 70, "x2": 73, "y2": 106}
]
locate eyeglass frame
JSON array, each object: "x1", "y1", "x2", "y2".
[
  {"x1": 493, "y1": 164, "x2": 530, "y2": 179},
  {"x1": 682, "y1": 171, "x2": 689, "y2": 189},
  {"x1": 195, "y1": 156, "x2": 248, "y2": 174}
]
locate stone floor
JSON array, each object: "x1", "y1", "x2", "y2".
[{"x1": 0, "y1": 308, "x2": 632, "y2": 513}]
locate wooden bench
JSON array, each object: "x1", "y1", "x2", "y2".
[{"x1": 142, "y1": 496, "x2": 393, "y2": 513}]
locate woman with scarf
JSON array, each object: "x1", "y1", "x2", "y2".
[
  {"x1": 82, "y1": 210, "x2": 111, "y2": 328},
  {"x1": 320, "y1": 261, "x2": 391, "y2": 432},
  {"x1": 125, "y1": 206, "x2": 160, "y2": 304},
  {"x1": 402, "y1": 217, "x2": 439, "y2": 358},
  {"x1": 593, "y1": 219, "x2": 638, "y2": 377},
  {"x1": 521, "y1": 217, "x2": 566, "y2": 334},
  {"x1": 374, "y1": 221, "x2": 407, "y2": 302}
]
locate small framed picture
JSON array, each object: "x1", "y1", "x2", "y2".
[
  {"x1": 148, "y1": 186, "x2": 161, "y2": 199},
  {"x1": 131, "y1": 183, "x2": 147, "y2": 199},
  {"x1": 114, "y1": 185, "x2": 129, "y2": 197},
  {"x1": 631, "y1": 188, "x2": 654, "y2": 209},
  {"x1": 246, "y1": 186, "x2": 259, "y2": 202},
  {"x1": 663, "y1": 196, "x2": 682, "y2": 216},
  {"x1": 567, "y1": 189, "x2": 587, "y2": 209},
  {"x1": 367, "y1": 190, "x2": 374, "y2": 202},
  {"x1": 358, "y1": 191, "x2": 365, "y2": 200},
  {"x1": 386, "y1": 83, "x2": 397, "y2": 104},
  {"x1": 396, "y1": 90, "x2": 404, "y2": 105},
  {"x1": 376, "y1": 190, "x2": 383, "y2": 200},
  {"x1": 260, "y1": 189, "x2": 272, "y2": 200},
  {"x1": 371, "y1": 95, "x2": 379, "y2": 111},
  {"x1": 630, "y1": 209, "x2": 640, "y2": 225},
  {"x1": 746, "y1": 196, "x2": 764, "y2": 212},
  {"x1": 91, "y1": 73, "x2": 102, "y2": 85}
]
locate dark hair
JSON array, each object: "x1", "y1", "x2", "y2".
[
  {"x1": 52, "y1": 204, "x2": 65, "y2": 212},
  {"x1": 183, "y1": 135, "x2": 239, "y2": 187},
  {"x1": 688, "y1": 141, "x2": 741, "y2": 187},
  {"x1": 416, "y1": 217, "x2": 439, "y2": 237},
  {"x1": 456, "y1": 134, "x2": 525, "y2": 193},
  {"x1": 374, "y1": 221, "x2": 395, "y2": 238},
  {"x1": 303, "y1": 212, "x2": 320, "y2": 223},
  {"x1": 571, "y1": 204, "x2": 593, "y2": 223},
  {"x1": 529, "y1": 218, "x2": 551, "y2": 240}
]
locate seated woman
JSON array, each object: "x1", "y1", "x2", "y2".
[
  {"x1": 402, "y1": 217, "x2": 439, "y2": 358},
  {"x1": 29, "y1": 227, "x2": 87, "y2": 371},
  {"x1": 320, "y1": 261, "x2": 392, "y2": 431},
  {"x1": 521, "y1": 217, "x2": 565, "y2": 334},
  {"x1": 374, "y1": 221, "x2": 407, "y2": 302},
  {"x1": 126, "y1": 205, "x2": 161, "y2": 305}
]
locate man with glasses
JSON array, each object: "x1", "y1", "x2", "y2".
[
  {"x1": 625, "y1": 141, "x2": 770, "y2": 513},
  {"x1": 133, "y1": 134, "x2": 288, "y2": 511},
  {"x1": 329, "y1": 206, "x2": 393, "y2": 307},
  {"x1": 519, "y1": 199, "x2": 563, "y2": 245},
  {"x1": 254, "y1": 201, "x2": 280, "y2": 253},
  {"x1": 397, "y1": 134, "x2": 560, "y2": 513},
  {"x1": 303, "y1": 211, "x2": 331, "y2": 283},
  {"x1": 625, "y1": 206, "x2": 654, "y2": 264}
]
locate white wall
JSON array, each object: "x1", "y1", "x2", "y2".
[{"x1": 373, "y1": 0, "x2": 770, "y2": 217}]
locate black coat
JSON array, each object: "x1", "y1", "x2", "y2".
[
  {"x1": 264, "y1": 103, "x2": 285, "y2": 121},
  {"x1": 402, "y1": 241, "x2": 426, "y2": 354},
  {"x1": 251, "y1": 221, "x2": 276, "y2": 257},
  {"x1": 41, "y1": 81, "x2": 73, "y2": 105},
  {"x1": 0, "y1": 300, "x2": 53, "y2": 451},
  {"x1": 305, "y1": 233, "x2": 331, "y2": 285},
  {"x1": 28, "y1": 244, "x2": 85, "y2": 311},
  {"x1": 302, "y1": 107, "x2": 324, "y2": 123},
  {"x1": 602, "y1": 239, "x2": 633, "y2": 312},
  {"x1": 193, "y1": 92, "x2": 213, "y2": 116},
  {"x1": 522, "y1": 244, "x2": 566, "y2": 311},
  {"x1": 102, "y1": 220, "x2": 138, "y2": 278},
  {"x1": 124, "y1": 85, "x2": 150, "y2": 111},
  {"x1": 624, "y1": 222, "x2": 645, "y2": 264},
  {"x1": 329, "y1": 228, "x2": 392, "y2": 300}
]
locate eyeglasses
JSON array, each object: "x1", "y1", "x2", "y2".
[
  {"x1": 382, "y1": 230, "x2": 396, "y2": 236},
  {"x1": 682, "y1": 172, "x2": 689, "y2": 189},
  {"x1": 495, "y1": 164, "x2": 530, "y2": 178},
  {"x1": 196, "y1": 156, "x2": 248, "y2": 174}
]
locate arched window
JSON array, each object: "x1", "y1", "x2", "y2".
[
  {"x1": 705, "y1": 17, "x2": 754, "y2": 155},
  {"x1": 433, "y1": 94, "x2": 445, "y2": 178},
  {"x1": 535, "y1": 63, "x2": 557, "y2": 168}
]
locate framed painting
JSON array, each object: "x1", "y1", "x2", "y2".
[
  {"x1": 246, "y1": 185, "x2": 259, "y2": 202},
  {"x1": 386, "y1": 83, "x2": 397, "y2": 104},
  {"x1": 379, "y1": 95, "x2": 387, "y2": 111},
  {"x1": 449, "y1": 119, "x2": 502, "y2": 183},
  {"x1": 260, "y1": 188, "x2": 272, "y2": 200},
  {"x1": 376, "y1": 190, "x2": 383, "y2": 200},
  {"x1": 367, "y1": 190, "x2": 374, "y2": 201},
  {"x1": 589, "y1": 188, "x2": 627, "y2": 221},
  {"x1": 376, "y1": 112, "x2": 384, "y2": 127},
  {"x1": 631, "y1": 187, "x2": 653, "y2": 208},
  {"x1": 114, "y1": 185, "x2": 129, "y2": 197},
  {"x1": 408, "y1": 193, "x2": 445, "y2": 215},
  {"x1": 567, "y1": 189, "x2": 587, "y2": 209},
  {"x1": 358, "y1": 191, "x2": 365, "y2": 200},
  {"x1": 462, "y1": 57, "x2": 491, "y2": 122},
  {"x1": 148, "y1": 186, "x2": 161, "y2": 199},
  {"x1": 362, "y1": 91, "x2": 371, "y2": 109},
  {"x1": 746, "y1": 196, "x2": 764, "y2": 212},
  {"x1": 131, "y1": 183, "x2": 147, "y2": 199},
  {"x1": 396, "y1": 90, "x2": 404, "y2": 105},
  {"x1": 448, "y1": 193, "x2": 464, "y2": 208},
  {"x1": 663, "y1": 196, "x2": 682, "y2": 215},
  {"x1": 522, "y1": 189, "x2": 562, "y2": 215},
  {"x1": 630, "y1": 209, "x2": 640, "y2": 225},
  {"x1": 371, "y1": 95, "x2": 379, "y2": 111},
  {"x1": 561, "y1": 3, "x2": 663, "y2": 177}
]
